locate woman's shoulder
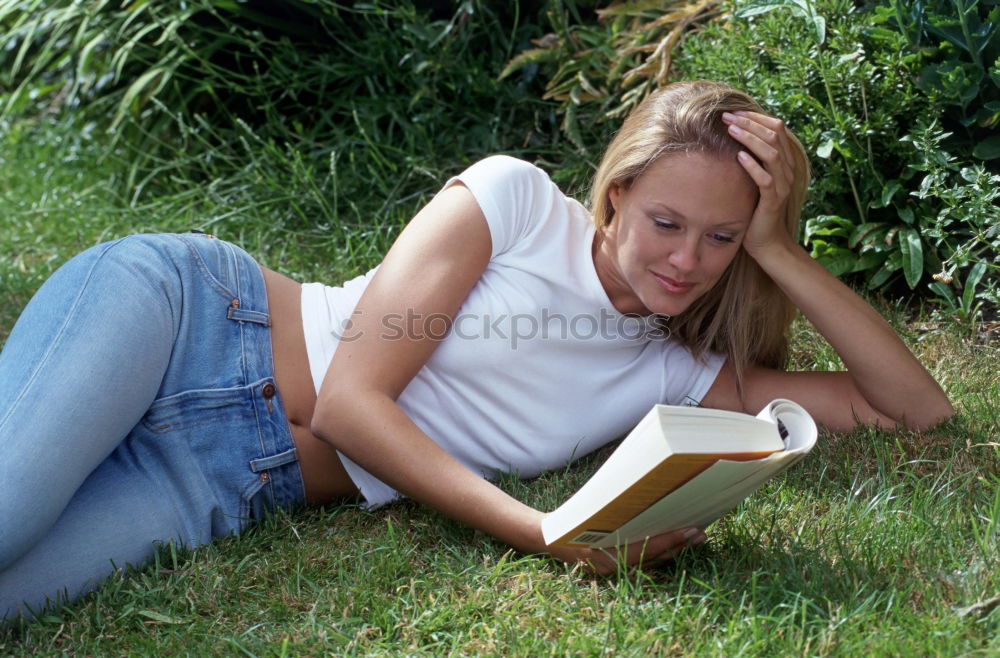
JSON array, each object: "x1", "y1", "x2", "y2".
[
  {"x1": 454, "y1": 154, "x2": 554, "y2": 190},
  {"x1": 446, "y1": 155, "x2": 587, "y2": 259}
]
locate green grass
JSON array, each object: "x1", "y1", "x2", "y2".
[{"x1": 1, "y1": 110, "x2": 998, "y2": 656}]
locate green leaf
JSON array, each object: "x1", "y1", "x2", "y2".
[
  {"x1": 816, "y1": 246, "x2": 859, "y2": 277},
  {"x1": 856, "y1": 251, "x2": 889, "y2": 271},
  {"x1": 878, "y1": 180, "x2": 903, "y2": 208},
  {"x1": 811, "y1": 15, "x2": 827, "y2": 45},
  {"x1": 929, "y1": 281, "x2": 959, "y2": 308},
  {"x1": 804, "y1": 215, "x2": 855, "y2": 242},
  {"x1": 899, "y1": 227, "x2": 924, "y2": 288},
  {"x1": 962, "y1": 262, "x2": 988, "y2": 310},
  {"x1": 849, "y1": 222, "x2": 887, "y2": 248},
  {"x1": 972, "y1": 135, "x2": 1000, "y2": 159},
  {"x1": 137, "y1": 609, "x2": 186, "y2": 624},
  {"x1": 869, "y1": 263, "x2": 897, "y2": 288}
]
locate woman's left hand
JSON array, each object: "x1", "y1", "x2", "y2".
[{"x1": 721, "y1": 110, "x2": 799, "y2": 259}]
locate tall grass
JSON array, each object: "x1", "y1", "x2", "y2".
[{"x1": 0, "y1": 0, "x2": 586, "y2": 241}]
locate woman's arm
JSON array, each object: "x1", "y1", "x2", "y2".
[
  {"x1": 311, "y1": 182, "x2": 699, "y2": 572},
  {"x1": 702, "y1": 112, "x2": 954, "y2": 431}
]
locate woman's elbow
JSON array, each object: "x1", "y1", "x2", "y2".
[
  {"x1": 898, "y1": 396, "x2": 955, "y2": 432},
  {"x1": 310, "y1": 386, "x2": 353, "y2": 448}
]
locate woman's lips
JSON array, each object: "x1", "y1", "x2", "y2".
[{"x1": 652, "y1": 271, "x2": 695, "y2": 294}]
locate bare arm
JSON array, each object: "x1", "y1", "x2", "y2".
[
  {"x1": 703, "y1": 112, "x2": 954, "y2": 431},
  {"x1": 311, "y1": 183, "x2": 699, "y2": 571}
]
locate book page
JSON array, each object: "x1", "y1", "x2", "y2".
[
  {"x1": 580, "y1": 399, "x2": 817, "y2": 548},
  {"x1": 541, "y1": 403, "x2": 783, "y2": 546}
]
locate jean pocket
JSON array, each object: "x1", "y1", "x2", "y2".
[
  {"x1": 140, "y1": 386, "x2": 252, "y2": 434},
  {"x1": 172, "y1": 233, "x2": 240, "y2": 304},
  {"x1": 240, "y1": 478, "x2": 270, "y2": 523}
]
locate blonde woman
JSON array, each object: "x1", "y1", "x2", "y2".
[{"x1": 0, "y1": 81, "x2": 952, "y2": 618}]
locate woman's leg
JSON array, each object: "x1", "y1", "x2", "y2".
[
  {"x1": 0, "y1": 438, "x2": 191, "y2": 615},
  {"x1": 0, "y1": 233, "x2": 305, "y2": 618},
  {"x1": 0, "y1": 237, "x2": 178, "y2": 569}
]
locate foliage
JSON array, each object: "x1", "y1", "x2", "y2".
[
  {"x1": 0, "y1": 0, "x2": 568, "y2": 207},
  {"x1": 699, "y1": 0, "x2": 998, "y2": 312},
  {"x1": 505, "y1": 0, "x2": 997, "y2": 314},
  {"x1": 870, "y1": 0, "x2": 1000, "y2": 160},
  {"x1": 500, "y1": 0, "x2": 726, "y2": 153},
  {"x1": 906, "y1": 124, "x2": 1000, "y2": 318}
]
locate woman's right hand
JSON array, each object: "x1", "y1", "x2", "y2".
[{"x1": 543, "y1": 526, "x2": 707, "y2": 575}]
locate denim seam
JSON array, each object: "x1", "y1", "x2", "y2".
[
  {"x1": 0, "y1": 240, "x2": 118, "y2": 434},
  {"x1": 174, "y1": 235, "x2": 238, "y2": 304}
]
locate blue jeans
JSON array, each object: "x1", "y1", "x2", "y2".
[{"x1": 0, "y1": 233, "x2": 306, "y2": 619}]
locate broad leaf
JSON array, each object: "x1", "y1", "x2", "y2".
[
  {"x1": 962, "y1": 262, "x2": 988, "y2": 310},
  {"x1": 929, "y1": 281, "x2": 959, "y2": 307},
  {"x1": 816, "y1": 246, "x2": 859, "y2": 277},
  {"x1": 972, "y1": 135, "x2": 1000, "y2": 159},
  {"x1": 849, "y1": 222, "x2": 887, "y2": 248},
  {"x1": 899, "y1": 227, "x2": 924, "y2": 288}
]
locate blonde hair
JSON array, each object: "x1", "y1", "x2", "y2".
[{"x1": 590, "y1": 80, "x2": 810, "y2": 390}]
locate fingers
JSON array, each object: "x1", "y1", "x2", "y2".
[
  {"x1": 575, "y1": 527, "x2": 707, "y2": 575},
  {"x1": 722, "y1": 111, "x2": 795, "y2": 198}
]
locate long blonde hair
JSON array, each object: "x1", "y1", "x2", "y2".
[{"x1": 590, "y1": 80, "x2": 810, "y2": 389}]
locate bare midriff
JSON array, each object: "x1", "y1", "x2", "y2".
[{"x1": 261, "y1": 267, "x2": 360, "y2": 505}]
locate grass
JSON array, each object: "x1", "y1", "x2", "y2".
[{"x1": 1, "y1": 106, "x2": 999, "y2": 656}]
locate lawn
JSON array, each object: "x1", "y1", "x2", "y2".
[{"x1": 1, "y1": 107, "x2": 998, "y2": 656}]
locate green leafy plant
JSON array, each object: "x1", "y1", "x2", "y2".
[
  {"x1": 672, "y1": 0, "x2": 998, "y2": 313},
  {"x1": 500, "y1": 0, "x2": 725, "y2": 153},
  {"x1": 904, "y1": 123, "x2": 1000, "y2": 318},
  {"x1": 870, "y1": 0, "x2": 1000, "y2": 160},
  {"x1": 804, "y1": 121, "x2": 999, "y2": 316},
  {"x1": 0, "y1": 1, "x2": 565, "y2": 218}
]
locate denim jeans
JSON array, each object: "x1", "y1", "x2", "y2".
[{"x1": 0, "y1": 233, "x2": 306, "y2": 619}]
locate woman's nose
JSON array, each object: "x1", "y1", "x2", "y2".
[{"x1": 668, "y1": 237, "x2": 700, "y2": 273}]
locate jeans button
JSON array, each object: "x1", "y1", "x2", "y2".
[{"x1": 262, "y1": 383, "x2": 276, "y2": 399}]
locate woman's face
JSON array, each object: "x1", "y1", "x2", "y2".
[{"x1": 594, "y1": 152, "x2": 758, "y2": 317}]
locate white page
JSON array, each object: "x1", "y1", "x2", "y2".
[{"x1": 589, "y1": 399, "x2": 817, "y2": 549}]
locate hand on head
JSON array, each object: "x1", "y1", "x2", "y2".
[{"x1": 722, "y1": 111, "x2": 802, "y2": 259}]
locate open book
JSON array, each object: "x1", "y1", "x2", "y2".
[{"x1": 542, "y1": 399, "x2": 817, "y2": 548}]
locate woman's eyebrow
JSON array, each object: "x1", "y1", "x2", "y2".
[{"x1": 648, "y1": 203, "x2": 747, "y2": 228}]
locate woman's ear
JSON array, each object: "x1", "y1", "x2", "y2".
[{"x1": 609, "y1": 184, "x2": 623, "y2": 213}]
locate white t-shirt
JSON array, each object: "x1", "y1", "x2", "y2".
[{"x1": 301, "y1": 155, "x2": 725, "y2": 507}]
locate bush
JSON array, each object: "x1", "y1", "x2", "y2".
[
  {"x1": 505, "y1": 0, "x2": 998, "y2": 317},
  {"x1": 0, "y1": 1, "x2": 568, "y2": 236}
]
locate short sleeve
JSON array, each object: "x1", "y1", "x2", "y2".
[
  {"x1": 443, "y1": 155, "x2": 561, "y2": 259},
  {"x1": 661, "y1": 344, "x2": 727, "y2": 408}
]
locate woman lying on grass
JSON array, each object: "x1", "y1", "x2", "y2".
[{"x1": 0, "y1": 80, "x2": 953, "y2": 619}]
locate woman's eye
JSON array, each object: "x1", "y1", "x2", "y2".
[
  {"x1": 710, "y1": 233, "x2": 736, "y2": 244},
  {"x1": 653, "y1": 219, "x2": 678, "y2": 231}
]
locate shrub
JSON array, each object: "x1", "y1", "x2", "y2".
[
  {"x1": 0, "y1": 1, "x2": 566, "y2": 226},
  {"x1": 505, "y1": 0, "x2": 998, "y2": 316}
]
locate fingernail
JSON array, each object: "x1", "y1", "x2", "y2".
[
  {"x1": 682, "y1": 527, "x2": 699, "y2": 539},
  {"x1": 722, "y1": 112, "x2": 736, "y2": 123},
  {"x1": 691, "y1": 532, "x2": 707, "y2": 547},
  {"x1": 728, "y1": 123, "x2": 743, "y2": 136}
]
